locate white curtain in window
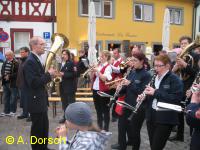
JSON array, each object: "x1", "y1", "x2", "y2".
[
  {"x1": 14, "y1": 32, "x2": 30, "y2": 52},
  {"x1": 143, "y1": 5, "x2": 153, "y2": 21},
  {"x1": 169, "y1": 9, "x2": 173, "y2": 23},
  {"x1": 94, "y1": 1, "x2": 101, "y2": 17},
  {"x1": 174, "y1": 10, "x2": 181, "y2": 24}
]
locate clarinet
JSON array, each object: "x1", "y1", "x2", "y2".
[
  {"x1": 128, "y1": 70, "x2": 157, "y2": 121},
  {"x1": 108, "y1": 67, "x2": 132, "y2": 107},
  {"x1": 184, "y1": 71, "x2": 200, "y2": 106},
  {"x1": 108, "y1": 80, "x2": 124, "y2": 107}
]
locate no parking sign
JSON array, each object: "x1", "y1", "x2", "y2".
[{"x1": 0, "y1": 31, "x2": 9, "y2": 42}]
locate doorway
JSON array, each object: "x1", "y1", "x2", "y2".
[{"x1": 152, "y1": 44, "x2": 163, "y2": 56}]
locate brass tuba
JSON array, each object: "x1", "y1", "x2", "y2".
[
  {"x1": 177, "y1": 35, "x2": 200, "y2": 80},
  {"x1": 45, "y1": 33, "x2": 69, "y2": 96}
]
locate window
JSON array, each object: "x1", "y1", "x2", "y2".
[
  {"x1": 82, "y1": 41, "x2": 102, "y2": 56},
  {"x1": 134, "y1": 4, "x2": 142, "y2": 20},
  {"x1": 134, "y1": 3, "x2": 153, "y2": 22},
  {"x1": 94, "y1": 1, "x2": 101, "y2": 17},
  {"x1": 168, "y1": 8, "x2": 183, "y2": 25},
  {"x1": 14, "y1": 32, "x2": 30, "y2": 52},
  {"x1": 10, "y1": 28, "x2": 33, "y2": 52},
  {"x1": 104, "y1": 0, "x2": 112, "y2": 18},
  {"x1": 105, "y1": 41, "x2": 121, "y2": 51},
  {"x1": 199, "y1": 17, "x2": 200, "y2": 32},
  {"x1": 79, "y1": 0, "x2": 114, "y2": 18},
  {"x1": 81, "y1": 0, "x2": 89, "y2": 15}
]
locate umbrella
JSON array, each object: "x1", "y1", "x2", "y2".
[
  {"x1": 162, "y1": 8, "x2": 170, "y2": 51},
  {"x1": 88, "y1": 2, "x2": 97, "y2": 66}
]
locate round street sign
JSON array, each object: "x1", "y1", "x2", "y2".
[{"x1": 0, "y1": 31, "x2": 9, "y2": 42}]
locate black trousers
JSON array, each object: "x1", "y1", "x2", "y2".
[
  {"x1": 147, "y1": 121, "x2": 173, "y2": 150},
  {"x1": 190, "y1": 131, "x2": 200, "y2": 150},
  {"x1": 30, "y1": 112, "x2": 49, "y2": 150},
  {"x1": 118, "y1": 107, "x2": 145, "y2": 150},
  {"x1": 177, "y1": 111, "x2": 184, "y2": 138},
  {"x1": 61, "y1": 92, "x2": 75, "y2": 117},
  {"x1": 93, "y1": 90, "x2": 110, "y2": 131}
]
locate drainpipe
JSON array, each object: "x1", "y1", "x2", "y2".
[{"x1": 51, "y1": 0, "x2": 55, "y2": 34}]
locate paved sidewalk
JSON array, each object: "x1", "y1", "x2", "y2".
[{"x1": 0, "y1": 102, "x2": 190, "y2": 150}]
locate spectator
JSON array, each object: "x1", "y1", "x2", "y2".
[
  {"x1": 56, "y1": 102, "x2": 111, "y2": 150},
  {"x1": 16, "y1": 47, "x2": 30, "y2": 120}
]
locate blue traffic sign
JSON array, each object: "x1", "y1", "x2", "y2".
[
  {"x1": 43, "y1": 32, "x2": 51, "y2": 39},
  {"x1": 0, "y1": 31, "x2": 9, "y2": 42}
]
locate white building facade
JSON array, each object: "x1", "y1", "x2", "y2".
[{"x1": 0, "y1": 0, "x2": 56, "y2": 54}]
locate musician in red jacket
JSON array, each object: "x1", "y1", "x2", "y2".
[
  {"x1": 110, "y1": 48, "x2": 123, "y2": 122},
  {"x1": 91, "y1": 50, "x2": 112, "y2": 131}
]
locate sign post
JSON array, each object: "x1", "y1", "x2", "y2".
[
  {"x1": 0, "y1": 31, "x2": 9, "y2": 55},
  {"x1": 43, "y1": 32, "x2": 51, "y2": 39},
  {"x1": 0, "y1": 31, "x2": 9, "y2": 42}
]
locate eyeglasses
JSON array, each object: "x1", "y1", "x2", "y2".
[
  {"x1": 37, "y1": 43, "x2": 46, "y2": 46},
  {"x1": 154, "y1": 64, "x2": 165, "y2": 68}
]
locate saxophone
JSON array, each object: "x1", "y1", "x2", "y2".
[{"x1": 45, "y1": 33, "x2": 69, "y2": 96}]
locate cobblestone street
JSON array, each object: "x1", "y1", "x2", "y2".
[{"x1": 0, "y1": 102, "x2": 190, "y2": 150}]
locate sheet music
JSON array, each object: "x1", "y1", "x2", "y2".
[{"x1": 156, "y1": 102, "x2": 182, "y2": 112}]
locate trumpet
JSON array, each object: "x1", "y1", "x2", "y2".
[{"x1": 119, "y1": 57, "x2": 133, "y2": 69}]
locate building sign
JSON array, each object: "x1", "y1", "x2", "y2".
[
  {"x1": 0, "y1": 31, "x2": 9, "y2": 42},
  {"x1": 0, "y1": 42, "x2": 10, "y2": 48},
  {"x1": 96, "y1": 32, "x2": 137, "y2": 38},
  {"x1": 43, "y1": 32, "x2": 51, "y2": 39}
]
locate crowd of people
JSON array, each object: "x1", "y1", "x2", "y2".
[{"x1": 0, "y1": 35, "x2": 200, "y2": 150}]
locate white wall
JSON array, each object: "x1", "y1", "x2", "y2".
[{"x1": 0, "y1": 21, "x2": 57, "y2": 51}]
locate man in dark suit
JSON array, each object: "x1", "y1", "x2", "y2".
[
  {"x1": 23, "y1": 36, "x2": 56, "y2": 150},
  {"x1": 59, "y1": 49, "x2": 76, "y2": 124}
]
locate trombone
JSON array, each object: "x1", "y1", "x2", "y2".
[
  {"x1": 82, "y1": 66, "x2": 96, "y2": 78},
  {"x1": 105, "y1": 78, "x2": 125, "y2": 86}
]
